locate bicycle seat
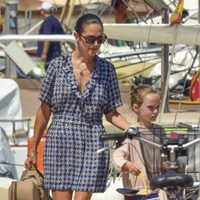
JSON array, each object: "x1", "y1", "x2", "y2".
[{"x1": 150, "y1": 170, "x2": 194, "y2": 189}]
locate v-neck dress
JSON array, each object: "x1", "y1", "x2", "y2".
[{"x1": 39, "y1": 53, "x2": 122, "y2": 192}]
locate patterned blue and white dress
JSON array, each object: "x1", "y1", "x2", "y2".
[{"x1": 39, "y1": 53, "x2": 122, "y2": 192}]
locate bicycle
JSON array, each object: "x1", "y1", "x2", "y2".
[{"x1": 99, "y1": 127, "x2": 200, "y2": 200}]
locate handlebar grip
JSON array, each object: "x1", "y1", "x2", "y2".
[
  {"x1": 125, "y1": 127, "x2": 139, "y2": 138},
  {"x1": 100, "y1": 133, "x2": 125, "y2": 141},
  {"x1": 100, "y1": 127, "x2": 139, "y2": 141}
]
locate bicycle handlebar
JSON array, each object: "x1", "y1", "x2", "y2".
[
  {"x1": 100, "y1": 127, "x2": 200, "y2": 193},
  {"x1": 99, "y1": 127, "x2": 139, "y2": 141},
  {"x1": 100, "y1": 133, "x2": 125, "y2": 141},
  {"x1": 100, "y1": 127, "x2": 200, "y2": 151}
]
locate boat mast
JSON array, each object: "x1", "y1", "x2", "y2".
[
  {"x1": 60, "y1": 0, "x2": 70, "y2": 26},
  {"x1": 60, "y1": 0, "x2": 76, "y2": 31},
  {"x1": 161, "y1": 7, "x2": 170, "y2": 113}
]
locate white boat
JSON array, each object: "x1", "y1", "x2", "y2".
[{"x1": 0, "y1": 79, "x2": 31, "y2": 199}]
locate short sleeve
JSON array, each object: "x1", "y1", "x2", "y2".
[
  {"x1": 39, "y1": 61, "x2": 56, "y2": 107},
  {"x1": 103, "y1": 64, "x2": 122, "y2": 114},
  {"x1": 42, "y1": 20, "x2": 53, "y2": 34}
]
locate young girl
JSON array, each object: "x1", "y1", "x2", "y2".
[{"x1": 113, "y1": 85, "x2": 167, "y2": 199}]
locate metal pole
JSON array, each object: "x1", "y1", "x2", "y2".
[
  {"x1": 60, "y1": 0, "x2": 70, "y2": 25},
  {"x1": 5, "y1": 0, "x2": 18, "y2": 78},
  {"x1": 0, "y1": 34, "x2": 76, "y2": 42},
  {"x1": 5, "y1": 2, "x2": 11, "y2": 78},
  {"x1": 198, "y1": 1, "x2": 200, "y2": 199},
  {"x1": 161, "y1": 8, "x2": 170, "y2": 113},
  {"x1": 199, "y1": 0, "x2": 200, "y2": 63}
]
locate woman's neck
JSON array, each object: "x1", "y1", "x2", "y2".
[{"x1": 72, "y1": 51, "x2": 95, "y2": 66}]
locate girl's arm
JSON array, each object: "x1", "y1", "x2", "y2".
[
  {"x1": 112, "y1": 140, "x2": 141, "y2": 176},
  {"x1": 106, "y1": 109, "x2": 141, "y2": 175}
]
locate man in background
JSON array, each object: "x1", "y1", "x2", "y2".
[{"x1": 37, "y1": 2, "x2": 64, "y2": 72}]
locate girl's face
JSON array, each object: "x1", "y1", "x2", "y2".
[
  {"x1": 74, "y1": 23, "x2": 105, "y2": 56},
  {"x1": 133, "y1": 93, "x2": 160, "y2": 126}
]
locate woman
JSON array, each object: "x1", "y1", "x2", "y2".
[{"x1": 25, "y1": 13, "x2": 133, "y2": 200}]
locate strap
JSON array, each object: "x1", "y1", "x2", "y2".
[
  {"x1": 20, "y1": 168, "x2": 43, "y2": 187},
  {"x1": 133, "y1": 170, "x2": 148, "y2": 195}
]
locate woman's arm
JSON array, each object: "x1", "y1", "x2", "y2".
[
  {"x1": 25, "y1": 102, "x2": 51, "y2": 169},
  {"x1": 30, "y1": 102, "x2": 52, "y2": 154},
  {"x1": 105, "y1": 109, "x2": 130, "y2": 131}
]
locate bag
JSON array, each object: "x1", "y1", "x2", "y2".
[
  {"x1": 39, "y1": 61, "x2": 46, "y2": 75},
  {"x1": 125, "y1": 193, "x2": 159, "y2": 200},
  {"x1": 8, "y1": 168, "x2": 52, "y2": 200},
  {"x1": 8, "y1": 180, "x2": 40, "y2": 200},
  {"x1": 131, "y1": 171, "x2": 159, "y2": 200},
  {"x1": 117, "y1": 171, "x2": 159, "y2": 200},
  {"x1": 104, "y1": 174, "x2": 124, "y2": 200}
]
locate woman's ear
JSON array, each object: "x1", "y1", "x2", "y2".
[
  {"x1": 132, "y1": 103, "x2": 139, "y2": 113},
  {"x1": 73, "y1": 31, "x2": 79, "y2": 41}
]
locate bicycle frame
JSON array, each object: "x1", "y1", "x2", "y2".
[{"x1": 99, "y1": 127, "x2": 200, "y2": 200}]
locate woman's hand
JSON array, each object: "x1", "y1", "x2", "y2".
[
  {"x1": 121, "y1": 161, "x2": 141, "y2": 176},
  {"x1": 41, "y1": 53, "x2": 47, "y2": 62},
  {"x1": 24, "y1": 152, "x2": 37, "y2": 170}
]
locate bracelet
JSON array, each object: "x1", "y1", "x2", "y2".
[{"x1": 42, "y1": 53, "x2": 47, "y2": 55}]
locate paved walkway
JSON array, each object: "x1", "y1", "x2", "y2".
[{"x1": 16, "y1": 79, "x2": 200, "y2": 131}]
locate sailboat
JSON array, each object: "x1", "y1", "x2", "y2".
[{"x1": 102, "y1": 0, "x2": 200, "y2": 108}]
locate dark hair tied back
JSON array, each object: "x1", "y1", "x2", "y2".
[{"x1": 74, "y1": 13, "x2": 103, "y2": 34}]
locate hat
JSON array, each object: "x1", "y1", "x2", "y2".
[{"x1": 40, "y1": 2, "x2": 55, "y2": 11}]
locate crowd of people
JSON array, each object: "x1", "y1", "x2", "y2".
[{"x1": 25, "y1": 2, "x2": 171, "y2": 200}]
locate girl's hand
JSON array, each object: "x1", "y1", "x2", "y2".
[
  {"x1": 122, "y1": 161, "x2": 141, "y2": 176},
  {"x1": 24, "y1": 152, "x2": 37, "y2": 170},
  {"x1": 162, "y1": 160, "x2": 171, "y2": 170}
]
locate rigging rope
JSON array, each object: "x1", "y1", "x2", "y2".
[{"x1": 170, "y1": 24, "x2": 200, "y2": 125}]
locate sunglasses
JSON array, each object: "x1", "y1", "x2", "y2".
[{"x1": 79, "y1": 33, "x2": 107, "y2": 45}]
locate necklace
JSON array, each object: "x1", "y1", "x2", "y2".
[{"x1": 77, "y1": 62, "x2": 88, "y2": 76}]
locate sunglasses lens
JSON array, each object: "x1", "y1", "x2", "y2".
[
  {"x1": 97, "y1": 35, "x2": 107, "y2": 44},
  {"x1": 82, "y1": 34, "x2": 107, "y2": 44},
  {"x1": 85, "y1": 36, "x2": 96, "y2": 44}
]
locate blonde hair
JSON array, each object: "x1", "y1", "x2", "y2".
[{"x1": 130, "y1": 85, "x2": 160, "y2": 107}]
